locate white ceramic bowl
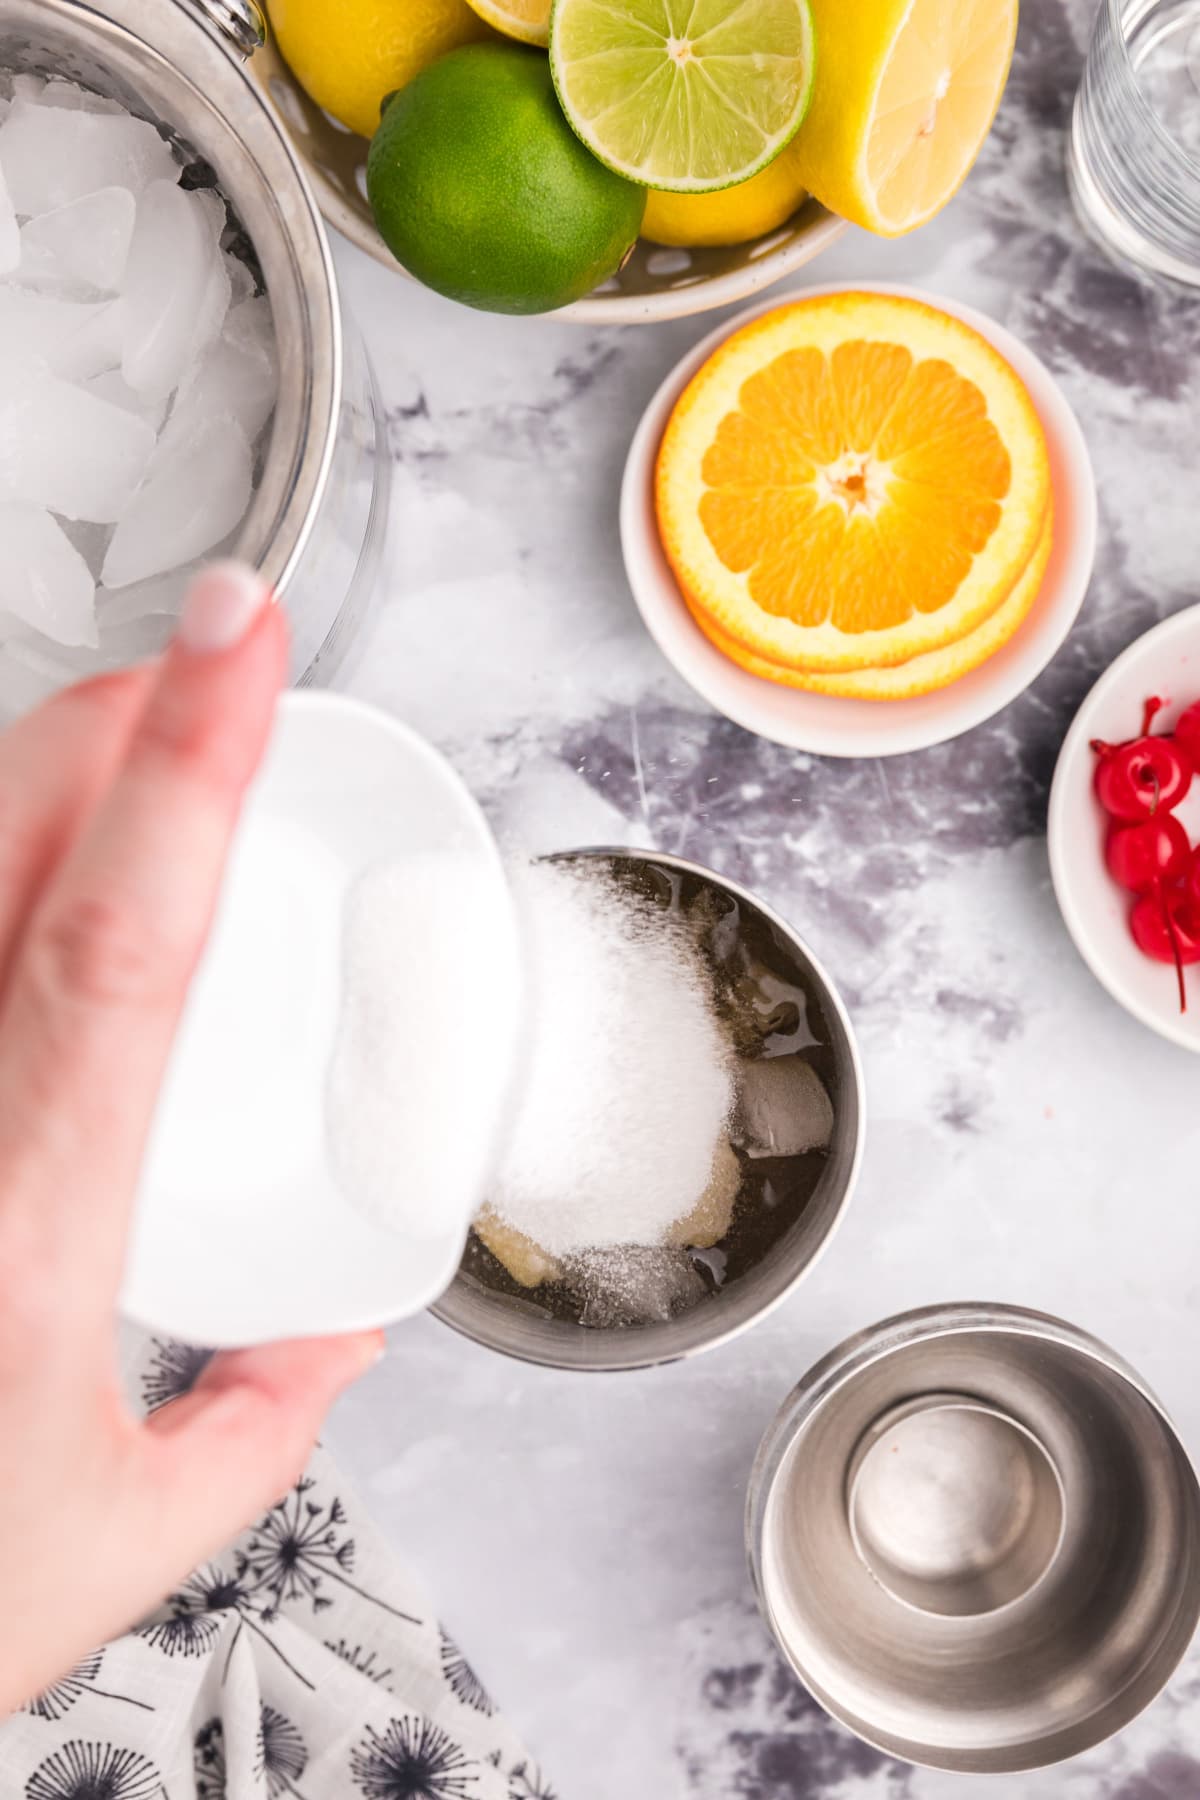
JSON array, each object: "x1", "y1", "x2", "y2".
[
  {"x1": 121, "y1": 690, "x2": 522, "y2": 1346},
  {"x1": 620, "y1": 282, "x2": 1098, "y2": 758},
  {"x1": 1049, "y1": 606, "x2": 1200, "y2": 1053}
]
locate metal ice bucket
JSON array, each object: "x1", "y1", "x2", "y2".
[{"x1": 0, "y1": 0, "x2": 388, "y2": 690}]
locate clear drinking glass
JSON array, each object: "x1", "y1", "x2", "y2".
[{"x1": 1070, "y1": 0, "x2": 1200, "y2": 285}]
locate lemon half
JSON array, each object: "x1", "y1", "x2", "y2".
[
  {"x1": 465, "y1": 0, "x2": 549, "y2": 46},
  {"x1": 789, "y1": 0, "x2": 1018, "y2": 235}
]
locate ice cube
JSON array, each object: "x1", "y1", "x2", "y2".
[
  {"x1": 0, "y1": 641, "x2": 67, "y2": 721},
  {"x1": 0, "y1": 628, "x2": 125, "y2": 719},
  {"x1": 20, "y1": 187, "x2": 136, "y2": 293},
  {"x1": 121, "y1": 180, "x2": 229, "y2": 401},
  {"x1": 0, "y1": 506, "x2": 97, "y2": 646},
  {"x1": 223, "y1": 250, "x2": 257, "y2": 307},
  {"x1": 81, "y1": 367, "x2": 168, "y2": 432},
  {"x1": 0, "y1": 99, "x2": 176, "y2": 216},
  {"x1": 721, "y1": 963, "x2": 816, "y2": 1056},
  {"x1": 37, "y1": 80, "x2": 124, "y2": 116},
  {"x1": 102, "y1": 418, "x2": 252, "y2": 588},
  {"x1": 734, "y1": 1056, "x2": 835, "y2": 1160},
  {"x1": 0, "y1": 288, "x2": 121, "y2": 377},
  {"x1": 49, "y1": 300, "x2": 124, "y2": 382},
  {"x1": 59, "y1": 517, "x2": 113, "y2": 580},
  {"x1": 198, "y1": 211, "x2": 233, "y2": 328},
  {"x1": 9, "y1": 75, "x2": 45, "y2": 104},
  {"x1": 0, "y1": 162, "x2": 17, "y2": 273},
  {"x1": 8, "y1": 240, "x2": 89, "y2": 297},
  {"x1": 163, "y1": 295, "x2": 277, "y2": 453},
  {"x1": 571, "y1": 1245, "x2": 708, "y2": 1328},
  {"x1": 97, "y1": 566, "x2": 192, "y2": 628},
  {"x1": 0, "y1": 360, "x2": 156, "y2": 521},
  {"x1": 96, "y1": 611, "x2": 173, "y2": 662}
]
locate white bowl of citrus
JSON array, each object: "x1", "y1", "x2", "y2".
[
  {"x1": 254, "y1": 0, "x2": 1020, "y2": 320},
  {"x1": 622, "y1": 285, "x2": 1098, "y2": 755}
]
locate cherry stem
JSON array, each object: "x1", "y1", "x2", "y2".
[
  {"x1": 1156, "y1": 877, "x2": 1188, "y2": 1014},
  {"x1": 1143, "y1": 696, "x2": 1167, "y2": 737}
]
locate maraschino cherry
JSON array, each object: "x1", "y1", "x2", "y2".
[
  {"x1": 1093, "y1": 697, "x2": 1199, "y2": 1013},
  {"x1": 1175, "y1": 700, "x2": 1200, "y2": 770},
  {"x1": 1092, "y1": 698, "x2": 1193, "y2": 820},
  {"x1": 1130, "y1": 889, "x2": 1200, "y2": 1010},
  {"x1": 1187, "y1": 844, "x2": 1200, "y2": 908},
  {"x1": 1105, "y1": 814, "x2": 1191, "y2": 892}
]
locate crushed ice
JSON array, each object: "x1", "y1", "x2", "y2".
[{"x1": 0, "y1": 72, "x2": 278, "y2": 711}]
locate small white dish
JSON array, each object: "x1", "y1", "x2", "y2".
[
  {"x1": 620, "y1": 282, "x2": 1098, "y2": 758},
  {"x1": 1049, "y1": 606, "x2": 1200, "y2": 1053},
  {"x1": 120, "y1": 690, "x2": 522, "y2": 1346}
]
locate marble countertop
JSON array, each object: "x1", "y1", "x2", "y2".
[{"x1": 320, "y1": 1, "x2": 1200, "y2": 1792}]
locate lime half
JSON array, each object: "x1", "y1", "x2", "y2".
[{"x1": 550, "y1": 0, "x2": 815, "y2": 192}]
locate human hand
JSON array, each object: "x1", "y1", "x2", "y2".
[{"x1": 0, "y1": 565, "x2": 383, "y2": 1714}]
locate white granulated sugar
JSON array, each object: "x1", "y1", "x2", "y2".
[
  {"x1": 491, "y1": 860, "x2": 734, "y2": 1256},
  {"x1": 327, "y1": 853, "x2": 522, "y2": 1242}
]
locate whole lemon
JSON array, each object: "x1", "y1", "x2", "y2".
[
  {"x1": 367, "y1": 44, "x2": 645, "y2": 315},
  {"x1": 642, "y1": 142, "x2": 809, "y2": 249},
  {"x1": 267, "y1": 0, "x2": 491, "y2": 141}
]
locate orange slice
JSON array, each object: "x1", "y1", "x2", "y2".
[
  {"x1": 655, "y1": 292, "x2": 1051, "y2": 674},
  {"x1": 694, "y1": 509, "x2": 1054, "y2": 701}
]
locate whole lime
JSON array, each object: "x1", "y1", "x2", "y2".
[{"x1": 367, "y1": 44, "x2": 646, "y2": 315}]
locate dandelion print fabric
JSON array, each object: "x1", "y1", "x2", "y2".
[{"x1": 0, "y1": 1335, "x2": 556, "y2": 1800}]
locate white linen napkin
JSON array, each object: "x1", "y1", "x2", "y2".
[{"x1": 0, "y1": 1334, "x2": 555, "y2": 1800}]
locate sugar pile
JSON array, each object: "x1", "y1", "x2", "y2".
[
  {"x1": 0, "y1": 71, "x2": 277, "y2": 709},
  {"x1": 490, "y1": 860, "x2": 734, "y2": 1256}
]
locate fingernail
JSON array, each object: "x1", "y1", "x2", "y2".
[
  {"x1": 356, "y1": 1329, "x2": 388, "y2": 1373},
  {"x1": 177, "y1": 561, "x2": 268, "y2": 655}
]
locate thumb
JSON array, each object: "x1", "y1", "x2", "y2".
[{"x1": 138, "y1": 1332, "x2": 384, "y2": 1569}]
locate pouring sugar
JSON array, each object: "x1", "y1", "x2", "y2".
[
  {"x1": 143, "y1": 840, "x2": 521, "y2": 1246},
  {"x1": 327, "y1": 854, "x2": 522, "y2": 1240},
  {"x1": 327, "y1": 853, "x2": 735, "y2": 1255},
  {"x1": 146, "y1": 835, "x2": 734, "y2": 1264}
]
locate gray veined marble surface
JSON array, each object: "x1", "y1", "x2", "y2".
[{"x1": 317, "y1": 0, "x2": 1200, "y2": 1794}]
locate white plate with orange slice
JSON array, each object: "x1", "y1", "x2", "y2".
[{"x1": 621, "y1": 283, "x2": 1097, "y2": 757}]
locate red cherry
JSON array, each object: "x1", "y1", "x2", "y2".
[
  {"x1": 1130, "y1": 889, "x2": 1200, "y2": 963},
  {"x1": 1105, "y1": 815, "x2": 1191, "y2": 893},
  {"x1": 1175, "y1": 701, "x2": 1200, "y2": 768},
  {"x1": 1130, "y1": 887, "x2": 1200, "y2": 1012},
  {"x1": 1093, "y1": 737, "x2": 1193, "y2": 819},
  {"x1": 1091, "y1": 695, "x2": 1193, "y2": 819},
  {"x1": 1186, "y1": 846, "x2": 1200, "y2": 907}
]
